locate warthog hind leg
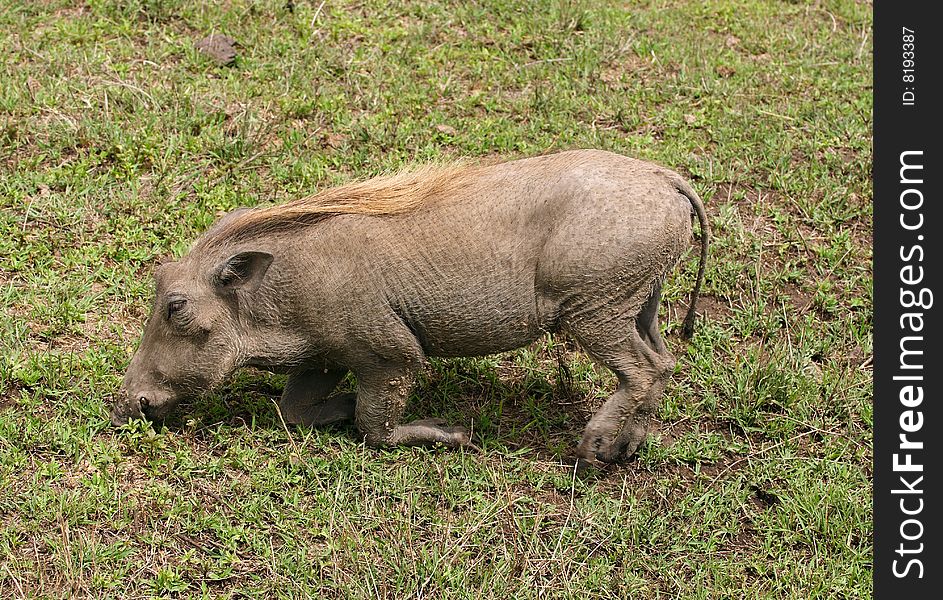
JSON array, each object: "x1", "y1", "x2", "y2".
[{"x1": 569, "y1": 286, "x2": 676, "y2": 463}]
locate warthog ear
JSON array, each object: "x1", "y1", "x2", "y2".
[{"x1": 213, "y1": 251, "x2": 274, "y2": 293}]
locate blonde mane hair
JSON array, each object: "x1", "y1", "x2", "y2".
[{"x1": 197, "y1": 162, "x2": 484, "y2": 249}]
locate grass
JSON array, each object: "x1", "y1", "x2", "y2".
[{"x1": 0, "y1": 0, "x2": 872, "y2": 597}]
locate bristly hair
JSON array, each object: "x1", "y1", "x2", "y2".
[{"x1": 195, "y1": 161, "x2": 484, "y2": 249}]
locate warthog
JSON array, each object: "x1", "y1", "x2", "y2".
[{"x1": 112, "y1": 149, "x2": 708, "y2": 462}]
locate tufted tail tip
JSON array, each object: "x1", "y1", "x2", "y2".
[{"x1": 681, "y1": 313, "x2": 697, "y2": 340}]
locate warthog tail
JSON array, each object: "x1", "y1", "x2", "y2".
[{"x1": 669, "y1": 174, "x2": 710, "y2": 340}]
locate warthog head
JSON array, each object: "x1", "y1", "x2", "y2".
[{"x1": 111, "y1": 250, "x2": 274, "y2": 425}]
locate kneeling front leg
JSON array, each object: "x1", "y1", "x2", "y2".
[
  {"x1": 355, "y1": 367, "x2": 470, "y2": 448},
  {"x1": 279, "y1": 369, "x2": 356, "y2": 427}
]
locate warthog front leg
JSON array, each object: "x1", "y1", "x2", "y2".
[
  {"x1": 279, "y1": 369, "x2": 356, "y2": 426},
  {"x1": 354, "y1": 367, "x2": 471, "y2": 448}
]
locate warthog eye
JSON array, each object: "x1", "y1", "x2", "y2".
[{"x1": 167, "y1": 297, "x2": 187, "y2": 320}]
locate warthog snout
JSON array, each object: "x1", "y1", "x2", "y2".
[{"x1": 110, "y1": 388, "x2": 176, "y2": 426}]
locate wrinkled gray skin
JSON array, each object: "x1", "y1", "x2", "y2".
[{"x1": 113, "y1": 150, "x2": 708, "y2": 462}]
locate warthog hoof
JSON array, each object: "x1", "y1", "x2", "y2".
[
  {"x1": 577, "y1": 422, "x2": 647, "y2": 463},
  {"x1": 387, "y1": 418, "x2": 471, "y2": 447}
]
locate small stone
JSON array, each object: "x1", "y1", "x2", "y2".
[{"x1": 194, "y1": 34, "x2": 238, "y2": 65}]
